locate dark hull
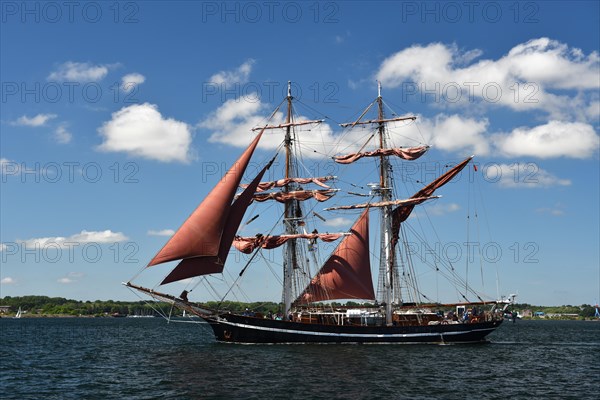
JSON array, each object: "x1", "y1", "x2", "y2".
[{"x1": 204, "y1": 314, "x2": 503, "y2": 344}]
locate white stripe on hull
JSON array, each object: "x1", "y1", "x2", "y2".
[{"x1": 214, "y1": 319, "x2": 496, "y2": 339}]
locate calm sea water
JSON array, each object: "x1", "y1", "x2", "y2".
[{"x1": 1, "y1": 318, "x2": 599, "y2": 399}]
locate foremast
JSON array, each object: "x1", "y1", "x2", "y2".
[{"x1": 253, "y1": 81, "x2": 325, "y2": 316}]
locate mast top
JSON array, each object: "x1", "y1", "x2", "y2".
[
  {"x1": 377, "y1": 80, "x2": 382, "y2": 98},
  {"x1": 287, "y1": 80, "x2": 292, "y2": 98}
]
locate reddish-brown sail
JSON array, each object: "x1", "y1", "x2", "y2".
[
  {"x1": 240, "y1": 176, "x2": 334, "y2": 192},
  {"x1": 325, "y1": 196, "x2": 439, "y2": 211},
  {"x1": 334, "y1": 145, "x2": 429, "y2": 164},
  {"x1": 161, "y1": 158, "x2": 272, "y2": 284},
  {"x1": 232, "y1": 233, "x2": 345, "y2": 254},
  {"x1": 391, "y1": 156, "x2": 473, "y2": 242},
  {"x1": 147, "y1": 131, "x2": 264, "y2": 268},
  {"x1": 296, "y1": 209, "x2": 374, "y2": 303},
  {"x1": 253, "y1": 189, "x2": 337, "y2": 203}
]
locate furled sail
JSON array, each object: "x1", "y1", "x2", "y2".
[
  {"x1": 296, "y1": 209, "x2": 374, "y2": 303},
  {"x1": 333, "y1": 145, "x2": 429, "y2": 164},
  {"x1": 253, "y1": 189, "x2": 337, "y2": 203},
  {"x1": 240, "y1": 176, "x2": 334, "y2": 192},
  {"x1": 232, "y1": 232, "x2": 346, "y2": 254},
  {"x1": 324, "y1": 196, "x2": 439, "y2": 211},
  {"x1": 391, "y1": 156, "x2": 473, "y2": 242}
]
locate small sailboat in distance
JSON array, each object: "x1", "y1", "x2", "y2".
[{"x1": 126, "y1": 81, "x2": 514, "y2": 343}]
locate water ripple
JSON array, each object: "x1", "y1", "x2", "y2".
[{"x1": 1, "y1": 319, "x2": 598, "y2": 399}]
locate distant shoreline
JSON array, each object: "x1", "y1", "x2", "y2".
[{"x1": 2, "y1": 295, "x2": 599, "y2": 320}]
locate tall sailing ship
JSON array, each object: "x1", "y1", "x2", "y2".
[{"x1": 126, "y1": 82, "x2": 514, "y2": 343}]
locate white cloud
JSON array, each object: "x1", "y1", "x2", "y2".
[
  {"x1": 11, "y1": 113, "x2": 57, "y2": 127},
  {"x1": 208, "y1": 59, "x2": 255, "y2": 85},
  {"x1": 421, "y1": 114, "x2": 489, "y2": 155},
  {"x1": 378, "y1": 113, "x2": 489, "y2": 155},
  {"x1": 68, "y1": 230, "x2": 129, "y2": 243},
  {"x1": 54, "y1": 124, "x2": 72, "y2": 144},
  {"x1": 323, "y1": 217, "x2": 353, "y2": 228},
  {"x1": 0, "y1": 158, "x2": 19, "y2": 176},
  {"x1": 198, "y1": 55, "x2": 586, "y2": 163},
  {"x1": 201, "y1": 60, "x2": 429, "y2": 158},
  {"x1": 375, "y1": 38, "x2": 599, "y2": 118},
  {"x1": 536, "y1": 204, "x2": 565, "y2": 216},
  {"x1": 8, "y1": 230, "x2": 129, "y2": 250},
  {"x1": 384, "y1": 114, "x2": 598, "y2": 159},
  {"x1": 1, "y1": 277, "x2": 16, "y2": 284},
  {"x1": 490, "y1": 164, "x2": 571, "y2": 188},
  {"x1": 147, "y1": 229, "x2": 175, "y2": 237},
  {"x1": 121, "y1": 73, "x2": 146, "y2": 92},
  {"x1": 48, "y1": 61, "x2": 112, "y2": 82},
  {"x1": 200, "y1": 97, "x2": 272, "y2": 146},
  {"x1": 585, "y1": 101, "x2": 600, "y2": 120},
  {"x1": 201, "y1": 97, "x2": 598, "y2": 160},
  {"x1": 412, "y1": 202, "x2": 460, "y2": 220},
  {"x1": 334, "y1": 31, "x2": 351, "y2": 45},
  {"x1": 504, "y1": 39, "x2": 598, "y2": 89},
  {"x1": 200, "y1": 96, "x2": 343, "y2": 157},
  {"x1": 377, "y1": 42, "x2": 452, "y2": 88},
  {"x1": 57, "y1": 272, "x2": 84, "y2": 284},
  {"x1": 98, "y1": 103, "x2": 194, "y2": 163},
  {"x1": 493, "y1": 121, "x2": 599, "y2": 159},
  {"x1": 425, "y1": 203, "x2": 460, "y2": 216}
]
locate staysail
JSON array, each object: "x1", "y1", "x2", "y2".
[
  {"x1": 145, "y1": 130, "x2": 266, "y2": 283},
  {"x1": 296, "y1": 208, "x2": 374, "y2": 303},
  {"x1": 391, "y1": 156, "x2": 473, "y2": 242},
  {"x1": 160, "y1": 160, "x2": 272, "y2": 284}
]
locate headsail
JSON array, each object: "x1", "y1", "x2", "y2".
[
  {"x1": 296, "y1": 208, "x2": 374, "y2": 303},
  {"x1": 391, "y1": 156, "x2": 473, "y2": 242},
  {"x1": 161, "y1": 157, "x2": 272, "y2": 284},
  {"x1": 144, "y1": 130, "x2": 265, "y2": 283}
]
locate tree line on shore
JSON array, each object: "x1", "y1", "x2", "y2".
[
  {"x1": 0, "y1": 296, "x2": 287, "y2": 317},
  {"x1": 0, "y1": 296, "x2": 598, "y2": 319}
]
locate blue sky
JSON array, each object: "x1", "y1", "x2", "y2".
[{"x1": 1, "y1": 1, "x2": 598, "y2": 306}]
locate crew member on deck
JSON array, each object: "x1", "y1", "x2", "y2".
[{"x1": 180, "y1": 290, "x2": 189, "y2": 302}]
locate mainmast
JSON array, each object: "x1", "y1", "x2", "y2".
[
  {"x1": 334, "y1": 82, "x2": 423, "y2": 325},
  {"x1": 375, "y1": 81, "x2": 394, "y2": 325},
  {"x1": 283, "y1": 81, "x2": 296, "y2": 316}
]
